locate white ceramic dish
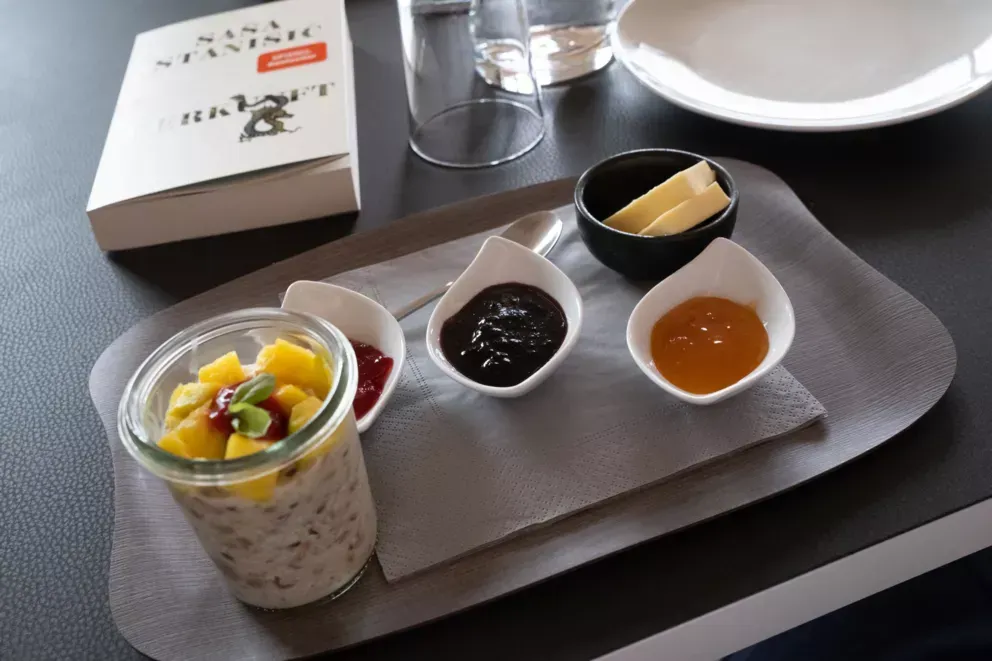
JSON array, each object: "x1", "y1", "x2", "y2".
[
  {"x1": 627, "y1": 238, "x2": 795, "y2": 405},
  {"x1": 281, "y1": 281, "x2": 406, "y2": 433},
  {"x1": 614, "y1": 0, "x2": 992, "y2": 131},
  {"x1": 426, "y1": 236, "x2": 583, "y2": 398}
]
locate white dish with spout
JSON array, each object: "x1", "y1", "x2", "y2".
[
  {"x1": 282, "y1": 280, "x2": 406, "y2": 432},
  {"x1": 426, "y1": 236, "x2": 583, "y2": 398},
  {"x1": 626, "y1": 238, "x2": 795, "y2": 405}
]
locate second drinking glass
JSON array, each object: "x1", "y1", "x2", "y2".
[{"x1": 399, "y1": 0, "x2": 545, "y2": 168}]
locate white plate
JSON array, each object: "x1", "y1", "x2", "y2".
[{"x1": 614, "y1": 0, "x2": 992, "y2": 131}]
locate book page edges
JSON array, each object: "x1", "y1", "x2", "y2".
[
  {"x1": 341, "y1": 5, "x2": 361, "y2": 209},
  {"x1": 87, "y1": 157, "x2": 358, "y2": 250}
]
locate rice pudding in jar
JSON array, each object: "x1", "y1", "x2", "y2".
[{"x1": 118, "y1": 308, "x2": 377, "y2": 609}]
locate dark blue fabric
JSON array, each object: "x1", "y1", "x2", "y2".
[{"x1": 727, "y1": 547, "x2": 992, "y2": 661}]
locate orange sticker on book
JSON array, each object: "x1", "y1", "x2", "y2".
[{"x1": 257, "y1": 42, "x2": 327, "y2": 73}]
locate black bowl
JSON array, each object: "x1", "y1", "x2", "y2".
[{"x1": 574, "y1": 149, "x2": 739, "y2": 281}]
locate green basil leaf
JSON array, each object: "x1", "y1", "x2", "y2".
[
  {"x1": 230, "y1": 403, "x2": 272, "y2": 439},
  {"x1": 231, "y1": 373, "x2": 276, "y2": 407}
]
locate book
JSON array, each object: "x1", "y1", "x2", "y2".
[{"x1": 87, "y1": 0, "x2": 359, "y2": 250}]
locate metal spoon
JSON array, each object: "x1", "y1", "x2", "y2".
[{"x1": 389, "y1": 210, "x2": 563, "y2": 320}]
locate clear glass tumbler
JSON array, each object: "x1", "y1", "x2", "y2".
[
  {"x1": 118, "y1": 308, "x2": 377, "y2": 610},
  {"x1": 526, "y1": 0, "x2": 616, "y2": 86},
  {"x1": 399, "y1": 0, "x2": 545, "y2": 168}
]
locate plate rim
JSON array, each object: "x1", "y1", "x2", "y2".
[{"x1": 612, "y1": 0, "x2": 992, "y2": 132}]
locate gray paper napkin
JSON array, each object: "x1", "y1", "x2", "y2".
[{"x1": 327, "y1": 209, "x2": 826, "y2": 582}]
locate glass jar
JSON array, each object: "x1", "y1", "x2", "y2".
[{"x1": 118, "y1": 308, "x2": 377, "y2": 609}]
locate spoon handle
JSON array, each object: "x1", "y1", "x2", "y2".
[{"x1": 390, "y1": 281, "x2": 455, "y2": 321}]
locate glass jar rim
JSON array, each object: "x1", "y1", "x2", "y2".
[{"x1": 117, "y1": 307, "x2": 357, "y2": 485}]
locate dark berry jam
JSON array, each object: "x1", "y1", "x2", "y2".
[{"x1": 439, "y1": 282, "x2": 567, "y2": 388}]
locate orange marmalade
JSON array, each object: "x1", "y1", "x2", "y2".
[{"x1": 650, "y1": 296, "x2": 768, "y2": 395}]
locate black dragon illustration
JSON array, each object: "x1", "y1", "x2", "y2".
[{"x1": 231, "y1": 94, "x2": 300, "y2": 142}]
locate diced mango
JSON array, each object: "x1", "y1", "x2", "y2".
[
  {"x1": 297, "y1": 419, "x2": 347, "y2": 471},
  {"x1": 165, "y1": 382, "x2": 220, "y2": 427},
  {"x1": 255, "y1": 339, "x2": 331, "y2": 398},
  {"x1": 224, "y1": 433, "x2": 278, "y2": 501},
  {"x1": 289, "y1": 396, "x2": 324, "y2": 434},
  {"x1": 197, "y1": 351, "x2": 245, "y2": 386},
  {"x1": 310, "y1": 353, "x2": 331, "y2": 399},
  {"x1": 173, "y1": 404, "x2": 227, "y2": 459},
  {"x1": 272, "y1": 384, "x2": 310, "y2": 414},
  {"x1": 168, "y1": 385, "x2": 182, "y2": 408},
  {"x1": 158, "y1": 432, "x2": 191, "y2": 458},
  {"x1": 225, "y1": 433, "x2": 272, "y2": 458}
]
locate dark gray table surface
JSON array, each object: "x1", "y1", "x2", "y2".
[{"x1": 2, "y1": 0, "x2": 991, "y2": 659}]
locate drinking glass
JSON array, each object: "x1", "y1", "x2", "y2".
[
  {"x1": 399, "y1": 0, "x2": 545, "y2": 168},
  {"x1": 526, "y1": 0, "x2": 616, "y2": 85}
]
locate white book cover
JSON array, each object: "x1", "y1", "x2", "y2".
[{"x1": 88, "y1": 0, "x2": 358, "y2": 249}]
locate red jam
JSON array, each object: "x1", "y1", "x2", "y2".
[
  {"x1": 351, "y1": 340, "x2": 394, "y2": 420},
  {"x1": 208, "y1": 380, "x2": 288, "y2": 441}
]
